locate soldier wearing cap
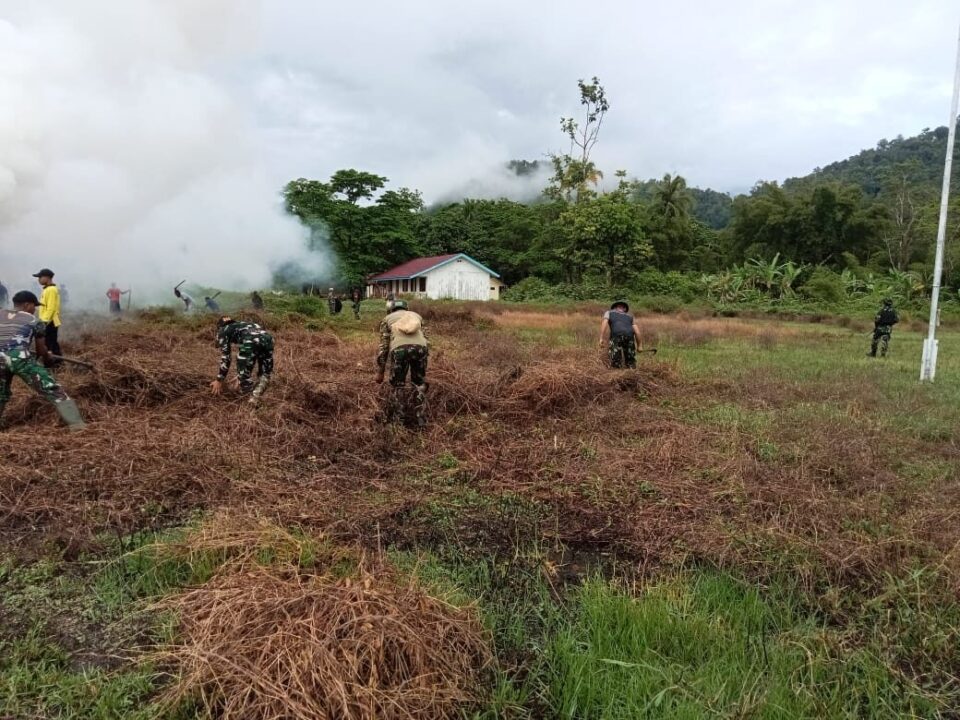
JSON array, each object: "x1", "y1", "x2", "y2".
[
  {"x1": 868, "y1": 298, "x2": 899, "y2": 358},
  {"x1": 599, "y1": 300, "x2": 644, "y2": 369},
  {"x1": 32, "y1": 268, "x2": 62, "y2": 366},
  {"x1": 0, "y1": 291, "x2": 84, "y2": 429}
]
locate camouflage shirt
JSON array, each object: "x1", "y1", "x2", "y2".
[
  {"x1": 0, "y1": 310, "x2": 44, "y2": 357},
  {"x1": 216, "y1": 321, "x2": 273, "y2": 380}
]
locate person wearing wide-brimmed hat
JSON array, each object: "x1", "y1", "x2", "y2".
[
  {"x1": 32, "y1": 268, "x2": 62, "y2": 366},
  {"x1": 0, "y1": 291, "x2": 85, "y2": 429},
  {"x1": 599, "y1": 300, "x2": 644, "y2": 369}
]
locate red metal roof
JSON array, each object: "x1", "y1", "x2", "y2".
[{"x1": 368, "y1": 254, "x2": 459, "y2": 281}]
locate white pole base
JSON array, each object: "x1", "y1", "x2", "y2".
[{"x1": 920, "y1": 338, "x2": 939, "y2": 381}]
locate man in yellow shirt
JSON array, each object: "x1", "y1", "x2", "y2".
[{"x1": 32, "y1": 268, "x2": 62, "y2": 366}]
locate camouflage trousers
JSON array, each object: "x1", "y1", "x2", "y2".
[
  {"x1": 869, "y1": 325, "x2": 892, "y2": 357},
  {"x1": 608, "y1": 335, "x2": 637, "y2": 369},
  {"x1": 385, "y1": 344, "x2": 428, "y2": 425},
  {"x1": 236, "y1": 336, "x2": 274, "y2": 393},
  {"x1": 352, "y1": 302, "x2": 361, "y2": 319},
  {"x1": 0, "y1": 349, "x2": 69, "y2": 419}
]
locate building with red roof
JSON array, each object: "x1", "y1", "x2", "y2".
[{"x1": 366, "y1": 253, "x2": 503, "y2": 301}]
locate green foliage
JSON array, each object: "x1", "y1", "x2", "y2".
[
  {"x1": 283, "y1": 173, "x2": 426, "y2": 286},
  {"x1": 689, "y1": 187, "x2": 734, "y2": 229},
  {"x1": 555, "y1": 192, "x2": 652, "y2": 284},
  {"x1": 280, "y1": 93, "x2": 960, "y2": 300},
  {"x1": 800, "y1": 267, "x2": 846, "y2": 304}
]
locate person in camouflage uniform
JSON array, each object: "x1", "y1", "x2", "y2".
[
  {"x1": 599, "y1": 300, "x2": 644, "y2": 368},
  {"x1": 868, "y1": 298, "x2": 899, "y2": 358},
  {"x1": 210, "y1": 316, "x2": 274, "y2": 404},
  {"x1": 351, "y1": 288, "x2": 362, "y2": 319},
  {"x1": 0, "y1": 291, "x2": 85, "y2": 429},
  {"x1": 376, "y1": 300, "x2": 429, "y2": 426}
]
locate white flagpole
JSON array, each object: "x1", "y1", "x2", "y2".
[{"x1": 921, "y1": 21, "x2": 960, "y2": 382}]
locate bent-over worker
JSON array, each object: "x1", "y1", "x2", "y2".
[
  {"x1": 210, "y1": 316, "x2": 274, "y2": 405},
  {"x1": 599, "y1": 300, "x2": 644, "y2": 369},
  {"x1": 0, "y1": 291, "x2": 85, "y2": 430},
  {"x1": 376, "y1": 299, "x2": 429, "y2": 426}
]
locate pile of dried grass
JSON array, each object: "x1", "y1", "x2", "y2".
[{"x1": 154, "y1": 558, "x2": 492, "y2": 719}]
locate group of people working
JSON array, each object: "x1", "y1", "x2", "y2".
[{"x1": 0, "y1": 267, "x2": 903, "y2": 433}]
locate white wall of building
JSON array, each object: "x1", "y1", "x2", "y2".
[{"x1": 424, "y1": 258, "x2": 491, "y2": 301}]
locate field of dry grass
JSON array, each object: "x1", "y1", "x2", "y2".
[{"x1": 2, "y1": 301, "x2": 959, "y2": 718}]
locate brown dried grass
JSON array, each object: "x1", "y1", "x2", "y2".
[
  {"x1": 0, "y1": 307, "x2": 956, "y2": 599},
  {"x1": 150, "y1": 516, "x2": 492, "y2": 720}
]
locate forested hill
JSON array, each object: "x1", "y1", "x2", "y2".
[{"x1": 783, "y1": 125, "x2": 960, "y2": 197}]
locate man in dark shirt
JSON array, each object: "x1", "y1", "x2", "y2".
[
  {"x1": 0, "y1": 291, "x2": 84, "y2": 429},
  {"x1": 868, "y1": 298, "x2": 899, "y2": 358},
  {"x1": 598, "y1": 300, "x2": 644, "y2": 369}
]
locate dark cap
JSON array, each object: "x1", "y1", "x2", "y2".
[
  {"x1": 32, "y1": 268, "x2": 54, "y2": 278},
  {"x1": 12, "y1": 290, "x2": 43, "y2": 306},
  {"x1": 610, "y1": 300, "x2": 630, "y2": 312}
]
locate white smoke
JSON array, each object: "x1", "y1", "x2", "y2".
[{"x1": 0, "y1": 0, "x2": 328, "y2": 309}]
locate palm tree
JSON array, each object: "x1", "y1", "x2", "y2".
[{"x1": 654, "y1": 174, "x2": 692, "y2": 222}]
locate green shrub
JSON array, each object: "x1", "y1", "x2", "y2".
[
  {"x1": 800, "y1": 267, "x2": 846, "y2": 304},
  {"x1": 631, "y1": 269, "x2": 700, "y2": 302}
]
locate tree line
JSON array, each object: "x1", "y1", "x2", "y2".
[{"x1": 282, "y1": 80, "x2": 960, "y2": 302}]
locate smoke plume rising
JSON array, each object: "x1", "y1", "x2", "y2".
[{"x1": 0, "y1": 1, "x2": 326, "y2": 309}]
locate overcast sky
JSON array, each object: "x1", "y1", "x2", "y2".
[{"x1": 237, "y1": 0, "x2": 960, "y2": 199}]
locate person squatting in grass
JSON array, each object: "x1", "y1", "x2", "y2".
[
  {"x1": 868, "y1": 298, "x2": 899, "y2": 358},
  {"x1": 210, "y1": 316, "x2": 274, "y2": 405},
  {"x1": 0, "y1": 291, "x2": 85, "y2": 430},
  {"x1": 599, "y1": 300, "x2": 644, "y2": 368},
  {"x1": 376, "y1": 299, "x2": 429, "y2": 426}
]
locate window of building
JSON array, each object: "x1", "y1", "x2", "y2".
[
  {"x1": 402, "y1": 279, "x2": 409, "y2": 292},
  {"x1": 419, "y1": 277, "x2": 427, "y2": 292}
]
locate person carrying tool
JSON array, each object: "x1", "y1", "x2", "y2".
[
  {"x1": 32, "y1": 269, "x2": 62, "y2": 367},
  {"x1": 376, "y1": 299, "x2": 429, "y2": 426},
  {"x1": 210, "y1": 316, "x2": 274, "y2": 405},
  {"x1": 599, "y1": 300, "x2": 644, "y2": 369},
  {"x1": 174, "y1": 285, "x2": 194, "y2": 312},
  {"x1": 204, "y1": 294, "x2": 221, "y2": 312},
  {"x1": 0, "y1": 291, "x2": 85, "y2": 430},
  {"x1": 868, "y1": 298, "x2": 899, "y2": 358},
  {"x1": 106, "y1": 283, "x2": 130, "y2": 315}
]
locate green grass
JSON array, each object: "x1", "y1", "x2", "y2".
[
  {"x1": 546, "y1": 573, "x2": 942, "y2": 719},
  {"x1": 0, "y1": 626, "x2": 162, "y2": 720}
]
